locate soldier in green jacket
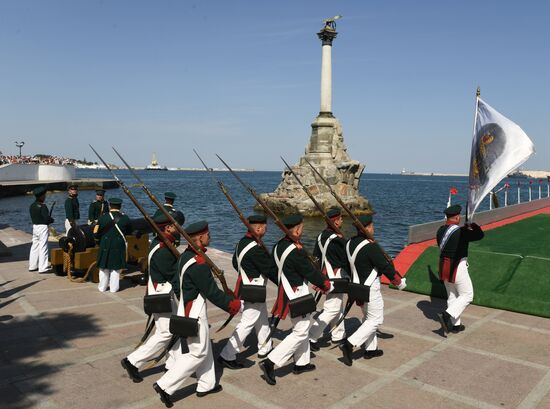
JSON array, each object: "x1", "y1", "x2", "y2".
[
  {"x1": 218, "y1": 214, "x2": 278, "y2": 369},
  {"x1": 88, "y1": 189, "x2": 109, "y2": 225},
  {"x1": 153, "y1": 221, "x2": 242, "y2": 407},
  {"x1": 93, "y1": 197, "x2": 132, "y2": 293},
  {"x1": 309, "y1": 207, "x2": 349, "y2": 350},
  {"x1": 122, "y1": 211, "x2": 185, "y2": 383},
  {"x1": 64, "y1": 184, "x2": 80, "y2": 234},
  {"x1": 153, "y1": 192, "x2": 180, "y2": 219},
  {"x1": 339, "y1": 214, "x2": 406, "y2": 366},
  {"x1": 28, "y1": 185, "x2": 54, "y2": 273},
  {"x1": 259, "y1": 213, "x2": 333, "y2": 386}
]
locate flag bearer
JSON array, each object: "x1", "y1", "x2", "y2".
[
  {"x1": 88, "y1": 189, "x2": 109, "y2": 225},
  {"x1": 64, "y1": 184, "x2": 80, "y2": 234},
  {"x1": 218, "y1": 214, "x2": 278, "y2": 369},
  {"x1": 153, "y1": 221, "x2": 242, "y2": 408},
  {"x1": 93, "y1": 197, "x2": 132, "y2": 293},
  {"x1": 259, "y1": 213, "x2": 333, "y2": 386},
  {"x1": 309, "y1": 207, "x2": 349, "y2": 351},
  {"x1": 436, "y1": 205, "x2": 484, "y2": 335},
  {"x1": 340, "y1": 214, "x2": 406, "y2": 366},
  {"x1": 28, "y1": 185, "x2": 54, "y2": 273},
  {"x1": 121, "y1": 211, "x2": 185, "y2": 382}
]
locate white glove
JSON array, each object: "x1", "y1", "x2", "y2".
[
  {"x1": 397, "y1": 277, "x2": 407, "y2": 290},
  {"x1": 328, "y1": 281, "x2": 335, "y2": 294},
  {"x1": 239, "y1": 300, "x2": 245, "y2": 313}
]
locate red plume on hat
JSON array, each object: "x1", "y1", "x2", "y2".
[{"x1": 447, "y1": 187, "x2": 458, "y2": 207}]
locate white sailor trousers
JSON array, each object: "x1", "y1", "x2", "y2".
[
  {"x1": 29, "y1": 224, "x2": 49, "y2": 272},
  {"x1": 127, "y1": 296, "x2": 177, "y2": 369},
  {"x1": 309, "y1": 293, "x2": 346, "y2": 342},
  {"x1": 348, "y1": 278, "x2": 384, "y2": 351},
  {"x1": 444, "y1": 258, "x2": 473, "y2": 326},
  {"x1": 98, "y1": 269, "x2": 120, "y2": 293},
  {"x1": 268, "y1": 313, "x2": 312, "y2": 367},
  {"x1": 156, "y1": 307, "x2": 216, "y2": 395},
  {"x1": 220, "y1": 301, "x2": 272, "y2": 361}
]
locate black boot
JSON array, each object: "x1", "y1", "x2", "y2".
[
  {"x1": 153, "y1": 383, "x2": 173, "y2": 408},
  {"x1": 196, "y1": 384, "x2": 223, "y2": 397},
  {"x1": 364, "y1": 349, "x2": 384, "y2": 359},
  {"x1": 451, "y1": 324, "x2": 466, "y2": 333},
  {"x1": 259, "y1": 359, "x2": 276, "y2": 385},
  {"x1": 309, "y1": 341, "x2": 320, "y2": 352},
  {"x1": 437, "y1": 311, "x2": 453, "y2": 334},
  {"x1": 292, "y1": 363, "x2": 316, "y2": 374},
  {"x1": 120, "y1": 358, "x2": 142, "y2": 383},
  {"x1": 218, "y1": 356, "x2": 244, "y2": 370},
  {"x1": 340, "y1": 340, "x2": 353, "y2": 366}
]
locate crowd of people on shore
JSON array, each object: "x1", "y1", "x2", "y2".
[{"x1": 0, "y1": 154, "x2": 77, "y2": 166}]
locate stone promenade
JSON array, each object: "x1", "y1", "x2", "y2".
[{"x1": 1, "y1": 226, "x2": 550, "y2": 409}]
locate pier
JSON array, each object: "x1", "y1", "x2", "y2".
[
  {"x1": 0, "y1": 179, "x2": 118, "y2": 199},
  {"x1": 1, "y1": 226, "x2": 550, "y2": 408}
]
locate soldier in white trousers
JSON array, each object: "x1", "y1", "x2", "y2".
[
  {"x1": 436, "y1": 205, "x2": 483, "y2": 334},
  {"x1": 28, "y1": 186, "x2": 53, "y2": 273},
  {"x1": 340, "y1": 214, "x2": 406, "y2": 366},
  {"x1": 309, "y1": 208, "x2": 349, "y2": 350},
  {"x1": 121, "y1": 211, "x2": 184, "y2": 382},
  {"x1": 218, "y1": 215, "x2": 278, "y2": 369},
  {"x1": 153, "y1": 221, "x2": 242, "y2": 408}
]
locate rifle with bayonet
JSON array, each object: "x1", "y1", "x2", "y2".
[
  {"x1": 281, "y1": 156, "x2": 346, "y2": 305},
  {"x1": 194, "y1": 149, "x2": 270, "y2": 333},
  {"x1": 216, "y1": 154, "x2": 321, "y2": 349},
  {"x1": 303, "y1": 158, "x2": 398, "y2": 333},
  {"x1": 112, "y1": 146, "x2": 234, "y2": 297},
  {"x1": 89, "y1": 145, "x2": 179, "y2": 351}
]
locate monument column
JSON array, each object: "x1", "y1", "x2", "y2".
[{"x1": 318, "y1": 26, "x2": 337, "y2": 116}]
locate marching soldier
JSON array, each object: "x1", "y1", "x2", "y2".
[
  {"x1": 153, "y1": 221, "x2": 242, "y2": 408},
  {"x1": 259, "y1": 213, "x2": 333, "y2": 386},
  {"x1": 28, "y1": 185, "x2": 54, "y2": 273},
  {"x1": 436, "y1": 205, "x2": 484, "y2": 335},
  {"x1": 218, "y1": 214, "x2": 278, "y2": 369},
  {"x1": 309, "y1": 207, "x2": 349, "y2": 351},
  {"x1": 64, "y1": 184, "x2": 80, "y2": 234},
  {"x1": 121, "y1": 211, "x2": 185, "y2": 383},
  {"x1": 340, "y1": 214, "x2": 406, "y2": 366},
  {"x1": 88, "y1": 189, "x2": 109, "y2": 225},
  {"x1": 153, "y1": 192, "x2": 178, "y2": 218},
  {"x1": 93, "y1": 197, "x2": 132, "y2": 293}
]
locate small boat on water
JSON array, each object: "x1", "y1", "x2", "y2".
[
  {"x1": 145, "y1": 153, "x2": 168, "y2": 171},
  {"x1": 507, "y1": 169, "x2": 528, "y2": 178}
]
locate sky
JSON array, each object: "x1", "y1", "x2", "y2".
[{"x1": 0, "y1": 0, "x2": 548, "y2": 173}]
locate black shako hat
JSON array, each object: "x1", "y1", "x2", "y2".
[
  {"x1": 164, "y1": 192, "x2": 177, "y2": 200},
  {"x1": 33, "y1": 185, "x2": 47, "y2": 197},
  {"x1": 185, "y1": 220, "x2": 209, "y2": 235},
  {"x1": 109, "y1": 197, "x2": 123, "y2": 206},
  {"x1": 282, "y1": 213, "x2": 303, "y2": 228},
  {"x1": 248, "y1": 214, "x2": 267, "y2": 224},
  {"x1": 444, "y1": 204, "x2": 462, "y2": 217},
  {"x1": 95, "y1": 189, "x2": 105, "y2": 195},
  {"x1": 154, "y1": 210, "x2": 185, "y2": 226},
  {"x1": 327, "y1": 207, "x2": 342, "y2": 218},
  {"x1": 357, "y1": 214, "x2": 373, "y2": 226}
]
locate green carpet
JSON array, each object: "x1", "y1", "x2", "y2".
[{"x1": 404, "y1": 214, "x2": 550, "y2": 317}]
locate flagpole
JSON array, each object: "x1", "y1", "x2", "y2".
[{"x1": 466, "y1": 86, "x2": 481, "y2": 223}]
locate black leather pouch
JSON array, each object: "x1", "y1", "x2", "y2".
[
  {"x1": 240, "y1": 285, "x2": 267, "y2": 303},
  {"x1": 289, "y1": 294, "x2": 317, "y2": 318},
  {"x1": 348, "y1": 283, "x2": 370, "y2": 302},
  {"x1": 143, "y1": 293, "x2": 172, "y2": 315},
  {"x1": 169, "y1": 315, "x2": 199, "y2": 337}
]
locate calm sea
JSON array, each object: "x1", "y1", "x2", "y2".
[{"x1": 0, "y1": 169, "x2": 534, "y2": 256}]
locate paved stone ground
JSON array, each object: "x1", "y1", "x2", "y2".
[{"x1": 1, "y1": 226, "x2": 550, "y2": 409}]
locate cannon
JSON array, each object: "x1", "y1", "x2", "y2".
[{"x1": 50, "y1": 217, "x2": 154, "y2": 285}]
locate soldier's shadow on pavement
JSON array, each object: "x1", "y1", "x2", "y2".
[
  {"x1": 415, "y1": 266, "x2": 448, "y2": 337},
  {"x1": 0, "y1": 311, "x2": 101, "y2": 409},
  {"x1": 0, "y1": 242, "x2": 33, "y2": 263}
]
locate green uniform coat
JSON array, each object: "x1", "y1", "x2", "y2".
[
  {"x1": 64, "y1": 197, "x2": 80, "y2": 222},
  {"x1": 313, "y1": 228, "x2": 350, "y2": 276},
  {"x1": 149, "y1": 236, "x2": 180, "y2": 298},
  {"x1": 29, "y1": 201, "x2": 53, "y2": 225},
  {"x1": 94, "y1": 210, "x2": 132, "y2": 270},
  {"x1": 347, "y1": 235, "x2": 400, "y2": 283},
  {"x1": 88, "y1": 200, "x2": 109, "y2": 223}
]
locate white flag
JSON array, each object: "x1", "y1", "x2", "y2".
[{"x1": 467, "y1": 97, "x2": 535, "y2": 219}]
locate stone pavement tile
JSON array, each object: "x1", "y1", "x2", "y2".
[
  {"x1": 456, "y1": 321, "x2": 550, "y2": 367},
  {"x1": 23, "y1": 288, "x2": 111, "y2": 311},
  {"x1": 15, "y1": 276, "x2": 83, "y2": 293},
  {"x1": 348, "y1": 379, "x2": 474, "y2": 409},
  {"x1": 537, "y1": 389, "x2": 550, "y2": 409},
  {"x1": 0, "y1": 316, "x2": 52, "y2": 342},
  {"x1": 67, "y1": 322, "x2": 143, "y2": 349},
  {"x1": 460, "y1": 303, "x2": 498, "y2": 319},
  {"x1": 223, "y1": 354, "x2": 377, "y2": 409},
  {"x1": 383, "y1": 300, "x2": 447, "y2": 341},
  {"x1": 404, "y1": 346, "x2": 546, "y2": 408},
  {"x1": 496, "y1": 310, "x2": 550, "y2": 333},
  {"x1": 384, "y1": 287, "x2": 427, "y2": 304},
  {"x1": 0, "y1": 300, "x2": 26, "y2": 317}
]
